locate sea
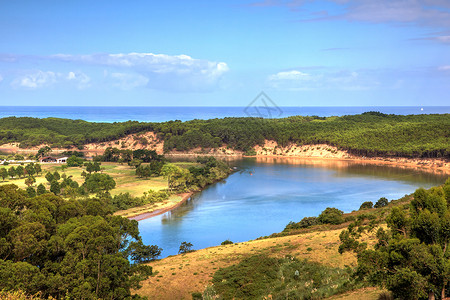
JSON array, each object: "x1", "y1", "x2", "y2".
[{"x1": 0, "y1": 106, "x2": 449, "y2": 123}]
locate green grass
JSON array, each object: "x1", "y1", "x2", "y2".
[{"x1": 0, "y1": 162, "x2": 169, "y2": 197}]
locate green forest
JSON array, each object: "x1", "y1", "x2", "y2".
[
  {"x1": 0, "y1": 184, "x2": 158, "y2": 299},
  {"x1": 0, "y1": 112, "x2": 449, "y2": 158}
]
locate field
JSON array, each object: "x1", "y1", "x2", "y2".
[
  {"x1": 0, "y1": 162, "x2": 167, "y2": 196},
  {"x1": 137, "y1": 223, "x2": 382, "y2": 299}
]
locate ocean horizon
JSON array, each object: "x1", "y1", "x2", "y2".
[{"x1": 0, "y1": 106, "x2": 448, "y2": 123}]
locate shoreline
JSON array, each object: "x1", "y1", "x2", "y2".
[
  {"x1": 250, "y1": 155, "x2": 450, "y2": 174},
  {"x1": 118, "y1": 154, "x2": 449, "y2": 222},
  {"x1": 117, "y1": 192, "x2": 193, "y2": 221},
  {"x1": 167, "y1": 152, "x2": 450, "y2": 174}
]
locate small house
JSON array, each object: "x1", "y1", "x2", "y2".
[
  {"x1": 39, "y1": 156, "x2": 69, "y2": 163},
  {"x1": 56, "y1": 157, "x2": 68, "y2": 163},
  {"x1": 40, "y1": 156, "x2": 57, "y2": 163}
]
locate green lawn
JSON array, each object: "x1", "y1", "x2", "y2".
[{"x1": 0, "y1": 162, "x2": 169, "y2": 197}]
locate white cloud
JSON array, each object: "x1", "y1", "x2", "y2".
[
  {"x1": 12, "y1": 70, "x2": 90, "y2": 89},
  {"x1": 268, "y1": 69, "x2": 378, "y2": 91},
  {"x1": 51, "y1": 52, "x2": 229, "y2": 92},
  {"x1": 12, "y1": 70, "x2": 57, "y2": 89},
  {"x1": 66, "y1": 71, "x2": 91, "y2": 89},
  {"x1": 269, "y1": 70, "x2": 310, "y2": 80},
  {"x1": 108, "y1": 72, "x2": 149, "y2": 90}
]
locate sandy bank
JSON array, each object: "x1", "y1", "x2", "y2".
[
  {"x1": 114, "y1": 192, "x2": 193, "y2": 221},
  {"x1": 1, "y1": 136, "x2": 448, "y2": 174}
]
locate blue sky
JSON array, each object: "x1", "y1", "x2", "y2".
[{"x1": 0, "y1": 0, "x2": 449, "y2": 106}]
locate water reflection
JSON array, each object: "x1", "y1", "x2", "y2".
[{"x1": 140, "y1": 158, "x2": 448, "y2": 257}]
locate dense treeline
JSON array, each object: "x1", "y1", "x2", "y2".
[
  {"x1": 0, "y1": 184, "x2": 159, "y2": 299},
  {"x1": 0, "y1": 117, "x2": 154, "y2": 148},
  {"x1": 1, "y1": 112, "x2": 449, "y2": 158}
]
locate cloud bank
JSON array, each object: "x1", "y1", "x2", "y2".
[
  {"x1": 51, "y1": 52, "x2": 229, "y2": 92},
  {"x1": 3, "y1": 53, "x2": 229, "y2": 92},
  {"x1": 11, "y1": 70, "x2": 90, "y2": 89},
  {"x1": 268, "y1": 69, "x2": 379, "y2": 91}
]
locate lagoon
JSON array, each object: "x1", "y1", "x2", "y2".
[{"x1": 139, "y1": 158, "x2": 448, "y2": 257}]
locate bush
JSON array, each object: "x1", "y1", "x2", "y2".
[
  {"x1": 179, "y1": 241, "x2": 194, "y2": 254},
  {"x1": 244, "y1": 149, "x2": 257, "y2": 156},
  {"x1": 344, "y1": 216, "x2": 356, "y2": 222},
  {"x1": 66, "y1": 155, "x2": 84, "y2": 167},
  {"x1": 284, "y1": 217, "x2": 318, "y2": 231},
  {"x1": 374, "y1": 197, "x2": 389, "y2": 208},
  {"x1": 359, "y1": 201, "x2": 373, "y2": 210},
  {"x1": 221, "y1": 239, "x2": 233, "y2": 245},
  {"x1": 298, "y1": 216, "x2": 318, "y2": 228},
  {"x1": 211, "y1": 254, "x2": 353, "y2": 300},
  {"x1": 318, "y1": 207, "x2": 344, "y2": 225}
]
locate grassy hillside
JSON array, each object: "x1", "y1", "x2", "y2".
[
  {"x1": 137, "y1": 194, "x2": 414, "y2": 300},
  {"x1": 1, "y1": 112, "x2": 449, "y2": 158}
]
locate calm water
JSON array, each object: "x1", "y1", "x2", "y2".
[
  {"x1": 140, "y1": 158, "x2": 448, "y2": 257},
  {"x1": 1, "y1": 106, "x2": 449, "y2": 122}
]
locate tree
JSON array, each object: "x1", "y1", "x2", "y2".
[
  {"x1": 53, "y1": 171, "x2": 60, "y2": 181},
  {"x1": 178, "y1": 241, "x2": 193, "y2": 254},
  {"x1": 67, "y1": 155, "x2": 84, "y2": 167},
  {"x1": 93, "y1": 162, "x2": 101, "y2": 172},
  {"x1": 161, "y1": 164, "x2": 190, "y2": 191},
  {"x1": 45, "y1": 172, "x2": 54, "y2": 183},
  {"x1": 85, "y1": 162, "x2": 94, "y2": 173},
  {"x1": 50, "y1": 180, "x2": 61, "y2": 195},
  {"x1": 15, "y1": 165, "x2": 24, "y2": 179},
  {"x1": 318, "y1": 207, "x2": 344, "y2": 225},
  {"x1": 374, "y1": 197, "x2": 389, "y2": 208},
  {"x1": 340, "y1": 181, "x2": 450, "y2": 300},
  {"x1": 129, "y1": 241, "x2": 162, "y2": 264},
  {"x1": 8, "y1": 166, "x2": 16, "y2": 179},
  {"x1": 0, "y1": 184, "x2": 154, "y2": 298},
  {"x1": 37, "y1": 146, "x2": 51, "y2": 158},
  {"x1": 128, "y1": 159, "x2": 143, "y2": 169},
  {"x1": 0, "y1": 168, "x2": 7, "y2": 181},
  {"x1": 34, "y1": 164, "x2": 42, "y2": 175},
  {"x1": 24, "y1": 164, "x2": 35, "y2": 176},
  {"x1": 26, "y1": 186, "x2": 36, "y2": 197},
  {"x1": 359, "y1": 201, "x2": 373, "y2": 210},
  {"x1": 24, "y1": 176, "x2": 36, "y2": 187},
  {"x1": 36, "y1": 183, "x2": 46, "y2": 195},
  {"x1": 84, "y1": 173, "x2": 116, "y2": 193}
]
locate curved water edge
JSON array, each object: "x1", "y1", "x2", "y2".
[{"x1": 139, "y1": 157, "x2": 448, "y2": 258}]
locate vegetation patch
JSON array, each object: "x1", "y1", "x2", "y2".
[{"x1": 209, "y1": 254, "x2": 354, "y2": 300}]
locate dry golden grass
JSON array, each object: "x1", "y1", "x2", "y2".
[
  {"x1": 325, "y1": 287, "x2": 385, "y2": 300},
  {"x1": 137, "y1": 227, "x2": 359, "y2": 300}
]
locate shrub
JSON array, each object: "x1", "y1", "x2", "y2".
[
  {"x1": 244, "y1": 149, "x2": 257, "y2": 156},
  {"x1": 318, "y1": 207, "x2": 344, "y2": 225},
  {"x1": 374, "y1": 197, "x2": 389, "y2": 208},
  {"x1": 221, "y1": 239, "x2": 233, "y2": 245},
  {"x1": 344, "y1": 216, "x2": 356, "y2": 222},
  {"x1": 66, "y1": 155, "x2": 84, "y2": 167},
  {"x1": 179, "y1": 241, "x2": 194, "y2": 254},
  {"x1": 359, "y1": 201, "x2": 373, "y2": 210},
  {"x1": 211, "y1": 254, "x2": 353, "y2": 300}
]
